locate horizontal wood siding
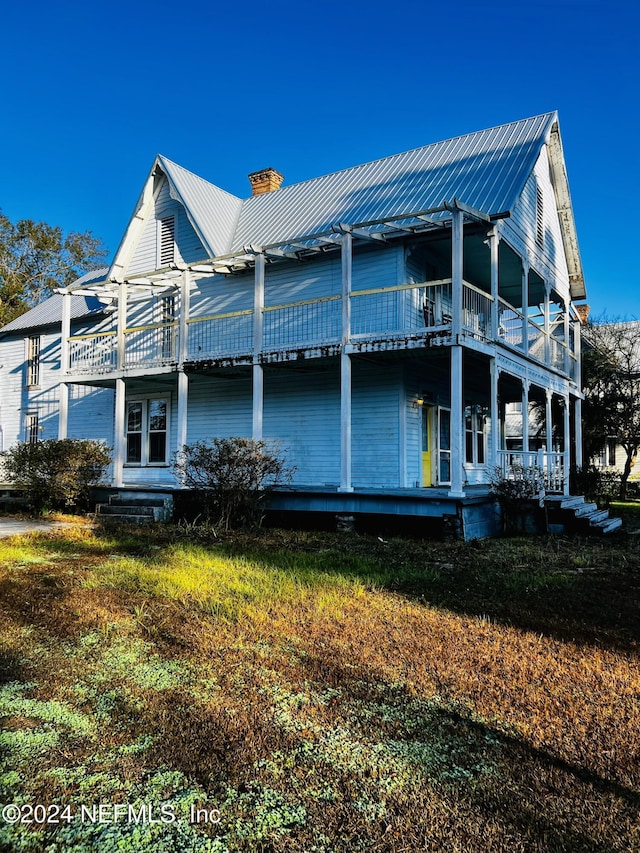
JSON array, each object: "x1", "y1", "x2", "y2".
[
  {"x1": 189, "y1": 272, "x2": 254, "y2": 317},
  {"x1": 505, "y1": 146, "x2": 571, "y2": 296},
  {"x1": 264, "y1": 255, "x2": 340, "y2": 306},
  {"x1": 186, "y1": 374, "x2": 252, "y2": 443},
  {"x1": 352, "y1": 361, "x2": 401, "y2": 487},
  {"x1": 264, "y1": 369, "x2": 340, "y2": 486},
  {"x1": 67, "y1": 385, "x2": 115, "y2": 446},
  {"x1": 352, "y1": 245, "x2": 400, "y2": 292}
]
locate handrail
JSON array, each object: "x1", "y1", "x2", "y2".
[{"x1": 68, "y1": 330, "x2": 116, "y2": 341}]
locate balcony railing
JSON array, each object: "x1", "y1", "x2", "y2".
[
  {"x1": 65, "y1": 279, "x2": 578, "y2": 377},
  {"x1": 498, "y1": 449, "x2": 567, "y2": 494}
]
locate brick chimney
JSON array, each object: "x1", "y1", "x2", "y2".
[
  {"x1": 575, "y1": 304, "x2": 590, "y2": 325},
  {"x1": 248, "y1": 167, "x2": 284, "y2": 196}
]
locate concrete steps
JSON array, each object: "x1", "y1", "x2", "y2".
[
  {"x1": 95, "y1": 491, "x2": 173, "y2": 525},
  {"x1": 545, "y1": 495, "x2": 622, "y2": 535}
]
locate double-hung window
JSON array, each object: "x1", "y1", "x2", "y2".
[
  {"x1": 25, "y1": 413, "x2": 39, "y2": 444},
  {"x1": 126, "y1": 398, "x2": 169, "y2": 465},
  {"x1": 465, "y1": 405, "x2": 486, "y2": 466}
]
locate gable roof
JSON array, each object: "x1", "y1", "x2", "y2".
[
  {"x1": 1, "y1": 268, "x2": 110, "y2": 334},
  {"x1": 104, "y1": 112, "x2": 584, "y2": 297}
]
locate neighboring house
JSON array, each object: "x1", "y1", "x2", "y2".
[
  {"x1": 0, "y1": 113, "x2": 587, "y2": 532},
  {"x1": 0, "y1": 270, "x2": 115, "y2": 464}
]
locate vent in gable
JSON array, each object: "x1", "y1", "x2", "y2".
[
  {"x1": 159, "y1": 216, "x2": 175, "y2": 266},
  {"x1": 535, "y1": 183, "x2": 544, "y2": 248}
]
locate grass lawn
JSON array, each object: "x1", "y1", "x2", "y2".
[{"x1": 1, "y1": 517, "x2": 639, "y2": 852}]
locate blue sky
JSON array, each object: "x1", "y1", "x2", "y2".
[{"x1": 1, "y1": 0, "x2": 637, "y2": 317}]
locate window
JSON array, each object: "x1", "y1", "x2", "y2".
[
  {"x1": 464, "y1": 405, "x2": 486, "y2": 466},
  {"x1": 27, "y1": 335, "x2": 40, "y2": 386},
  {"x1": 158, "y1": 216, "x2": 175, "y2": 267},
  {"x1": 25, "y1": 413, "x2": 39, "y2": 444},
  {"x1": 125, "y1": 398, "x2": 169, "y2": 465},
  {"x1": 535, "y1": 182, "x2": 544, "y2": 248}
]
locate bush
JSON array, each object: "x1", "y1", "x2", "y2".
[
  {"x1": 172, "y1": 437, "x2": 293, "y2": 529},
  {"x1": 570, "y1": 465, "x2": 622, "y2": 504},
  {"x1": 1, "y1": 439, "x2": 111, "y2": 514},
  {"x1": 489, "y1": 464, "x2": 545, "y2": 534}
]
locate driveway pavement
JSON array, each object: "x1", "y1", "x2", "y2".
[{"x1": 0, "y1": 517, "x2": 82, "y2": 538}]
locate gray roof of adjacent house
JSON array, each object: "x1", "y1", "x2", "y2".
[{"x1": 0, "y1": 268, "x2": 110, "y2": 334}]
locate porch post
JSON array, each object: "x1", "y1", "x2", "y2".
[
  {"x1": 544, "y1": 282, "x2": 551, "y2": 367},
  {"x1": 490, "y1": 229, "x2": 499, "y2": 341},
  {"x1": 563, "y1": 298, "x2": 570, "y2": 374},
  {"x1": 545, "y1": 389, "x2": 553, "y2": 484},
  {"x1": 490, "y1": 359, "x2": 499, "y2": 472},
  {"x1": 339, "y1": 231, "x2": 353, "y2": 492},
  {"x1": 178, "y1": 271, "x2": 190, "y2": 366},
  {"x1": 448, "y1": 208, "x2": 465, "y2": 498},
  {"x1": 563, "y1": 394, "x2": 570, "y2": 495},
  {"x1": 113, "y1": 377, "x2": 125, "y2": 487},
  {"x1": 521, "y1": 261, "x2": 529, "y2": 357},
  {"x1": 252, "y1": 253, "x2": 265, "y2": 440},
  {"x1": 58, "y1": 290, "x2": 71, "y2": 439},
  {"x1": 177, "y1": 370, "x2": 188, "y2": 456},
  {"x1": 117, "y1": 281, "x2": 127, "y2": 371},
  {"x1": 574, "y1": 397, "x2": 583, "y2": 469},
  {"x1": 521, "y1": 380, "x2": 530, "y2": 454}
]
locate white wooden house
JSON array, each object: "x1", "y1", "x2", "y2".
[{"x1": 1, "y1": 113, "x2": 590, "y2": 535}]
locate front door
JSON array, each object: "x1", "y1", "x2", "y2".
[
  {"x1": 421, "y1": 406, "x2": 433, "y2": 486},
  {"x1": 437, "y1": 407, "x2": 451, "y2": 486}
]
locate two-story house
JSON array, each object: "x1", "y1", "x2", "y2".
[{"x1": 1, "y1": 113, "x2": 588, "y2": 536}]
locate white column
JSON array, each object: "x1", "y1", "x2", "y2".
[
  {"x1": 116, "y1": 280, "x2": 127, "y2": 371},
  {"x1": 563, "y1": 299, "x2": 570, "y2": 374},
  {"x1": 113, "y1": 377, "x2": 126, "y2": 487},
  {"x1": 339, "y1": 232, "x2": 353, "y2": 492},
  {"x1": 490, "y1": 229, "x2": 499, "y2": 341},
  {"x1": 543, "y1": 283, "x2": 551, "y2": 367},
  {"x1": 252, "y1": 253, "x2": 265, "y2": 440},
  {"x1": 521, "y1": 262, "x2": 529, "y2": 356},
  {"x1": 563, "y1": 394, "x2": 571, "y2": 495},
  {"x1": 574, "y1": 396, "x2": 583, "y2": 470},
  {"x1": 58, "y1": 290, "x2": 71, "y2": 439},
  {"x1": 545, "y1": 390, "x2": 553, "y2": 486},
  {"x1": 448, "y1": 209, "x2": 465, "y2": 497},
  {"x1": 451, "y1": 208, "x2": 463, "y2": 339},
  {"x1": 521, "y1": 380, "x2": 530, "y2": 454},
  {"x1": 178, "y1": 271, "x2": 190, "y2": 366},
  {"x1": 177, "y1": 370, "x2": 189, "y2": 455},
  {"x1": 490, "y1": 359, "x2": 499, "y2": 471}
]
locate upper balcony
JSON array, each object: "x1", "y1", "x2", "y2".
[{"x1": 65, "y1": 278, "x2": 579, "y2": 381}]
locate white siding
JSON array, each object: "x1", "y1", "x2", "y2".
[
  {"x1": 186, "y1": 373, "x2": 253, "y2": 443},
  {"x1": 505, "y1": 145, "x2": 571, "y2": 297},
  {"x1": 352, "y1": 361, "x2": 402, "y2": 487}
]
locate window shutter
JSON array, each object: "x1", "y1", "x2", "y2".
[
  {"x1": 535, "y1": 183, "x2": 544, "y2": 248},
  {"x1": 159, "y1": 216, "x2": 175, "y2": 266}
]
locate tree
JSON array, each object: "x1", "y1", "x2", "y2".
[
  {"x1": 0, "y1": 209, "x2": 108, "y2": 326},
  {"x1": 581, "y1": 319, "x2": 640, "y2": 499}
]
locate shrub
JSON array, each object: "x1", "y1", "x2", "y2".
[
  {"x1": 570, "y1": 465, "x2": 622, "y2": 505},
  {"x1": 1, "y1": 439, "x2": 111, "y2": 514},
  {"x1": 172, "y1": 437, "x2": 293, "y2": 529},
  {"x1": 489, "y1": 464, "x2": 545, "y2": 534}
]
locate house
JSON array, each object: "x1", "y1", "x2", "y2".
[
  {"x1": 0, "y1": 271, "x2": 115, "y2": 456},
  {"x1": 0, "y1": 113, "x2": 589, "y2": 536}
]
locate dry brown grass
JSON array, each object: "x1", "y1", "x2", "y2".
[{"x1": 1, "y1": 522, "x2": 639, "y2": 851}]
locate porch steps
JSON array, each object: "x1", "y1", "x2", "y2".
[
  {"x1": 95, "y1": 491, "x2": 173, "y2": 525},
  {"x1": 545, "y1": 495, "x2": 622, "y2": 535}
]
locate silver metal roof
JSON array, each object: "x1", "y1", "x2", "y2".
[
  {"x1": 1, "y1": 268, "x2": 110, "y2": 333},
  {"x1": 231, "y1": 113, "x2": 557, "y2": 250},
  {"x1": 158, "y1": 155, "x2": 242, "y2": 258}
]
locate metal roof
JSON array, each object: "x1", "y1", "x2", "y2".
[
  {"x1": 158, "y1": 156, "x2": 242, "y2": 257},
  {"x1": 1, "y1": 268, "x2": 110, "y2": 334},
  {"x1": 231, "y1": 113, "x2": 557, "y2": 250}
]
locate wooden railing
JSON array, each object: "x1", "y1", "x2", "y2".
[{"x1": 498, "y1": 449, "x2": 567, "y2": 494}]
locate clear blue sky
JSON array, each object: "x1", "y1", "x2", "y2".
[{"x1": 1, "y1": 0, "x2": 637, "y2": 318}]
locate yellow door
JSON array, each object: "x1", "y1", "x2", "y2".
[{"x1": 421, "y1": 406, "x2": 432, "y2": 487}]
